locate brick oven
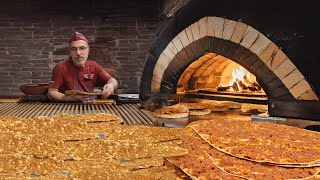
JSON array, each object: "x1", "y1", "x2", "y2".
[{"x1": 140, "y1": 0, "x2": 320, "y2": 121}]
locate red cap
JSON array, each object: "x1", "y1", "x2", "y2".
[{"x1": 69, "y1": 32, "x2": 88, "y2": 43}]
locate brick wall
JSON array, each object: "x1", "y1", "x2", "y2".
[{"x1": 0, "y1": 0, "x2": 160, "y2": 96}]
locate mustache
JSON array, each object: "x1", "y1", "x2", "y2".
[{"x1": 75, "y1": 56, "x2": 84, "y2": 59}]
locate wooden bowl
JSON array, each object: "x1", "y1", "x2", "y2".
[{"x1": 20, "y1": 83, "x2": 49, "y2": 95}]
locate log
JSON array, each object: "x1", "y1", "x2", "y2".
[
  {"x1": 232, "y1": 82, "x2": 239, "y2": 91},
  {"x1": 237, "y1": 79, "x2": 248, "y2": 90}
]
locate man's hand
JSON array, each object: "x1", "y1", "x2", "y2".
[
  {"x1": 101, "y1": 78, "x2": 118, "y2": 99},
  {"x1": 101, "y1": 83, "x2": 115, "y2": 99},
  {"x1": 64, "y1": 94, "x2": 95, "y2": 104},
  {"x1": 48, "y1": 87, "x2": 92, "y2": 102}
]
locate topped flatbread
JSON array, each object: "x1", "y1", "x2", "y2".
[
  {"x1": 188, "y1": 120, "x2": 320, "y2": 166},
  {"x1": 65, "y1": 90, "x2": 101, "y2": 96},
  {"x1": 180, "y1": 102, "x2": 206, "y2": 110},
  {"x1": 202, "y1": 101, "x2": 229, "y2": 112},
  {"x1": 167, "y1": 130, "x2": 320, "y2": 180},
  {"x1": 188, "y1": 108, "x2": 211, "y2": 116},
  {"x1": 219, "y1": 101, "x2": 242, "y2": 109},
  {"x1": 166, "y1": 137, "x2": 245, "y2": 180},
  {"x1": 240, "y1": 103, "x2": 267, "y2": 115},
  {"x1": 153, "y1": 104, "x2": 189, "y2": 118}
]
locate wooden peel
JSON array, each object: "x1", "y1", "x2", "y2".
[{"x1": 65, "y1": 90, "x2": 102, "y2": 96}]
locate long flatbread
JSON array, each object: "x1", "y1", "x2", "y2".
[
  {"x1": 189, "y1": 108, "x2": 211, "y2": 116},
  {"x1": 167, "y1": 130, "x2": 320, "y2": 180},
  {"x1": 65, "y1": 90, "x2": 102, "y2": 96},
  {"x1": 166, "y1": 132, "x2": 245, "y2": 180},
  {"x1": 188, "y1": 120, "x2": 320, "y2": 167}
]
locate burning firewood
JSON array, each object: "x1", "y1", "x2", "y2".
[
  {"x1": 232, "y1": 82, "x2": 239, "y2": 91},
  {"x1": 217, "y1": 86, "x2": 230, "y2": 91},
  {"x1": 237, "y1": 79, "x2": 248, "y2": 90},
  {"x1": 253, "y1": 81, "x2": 261, "y2": 91}
]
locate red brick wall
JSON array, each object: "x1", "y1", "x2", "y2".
[{"x1": 0, "y1": 0, "x2": 160, "y2": 96}]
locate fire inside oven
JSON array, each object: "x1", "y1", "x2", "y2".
[
  {"x1": 145, "y1": 53, "x2": 270, "y2": 128},
  {"x1": 176, "y1": 53, "x2": 267, "y2": 104}
]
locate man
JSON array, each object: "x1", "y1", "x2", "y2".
[{"x1": 48, "y1": 32, "x2": 118, "y2": 102}]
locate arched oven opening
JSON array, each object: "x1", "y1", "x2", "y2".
[
  {"x1": 140, "y1": 2, "x2": 320, "y2": 122},
  {"x1": 176, "y1": 53, "x2": 267, "y2": 104}
]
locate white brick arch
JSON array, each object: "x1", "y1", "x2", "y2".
[{"x1": 151, "y1": 16, "x2": 318, "y2": 100}]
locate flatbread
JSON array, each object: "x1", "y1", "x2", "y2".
[
  {"x1": 240, "y1": 103, "x2": 267, "y2": 115},
  {"x1": 153, "y1": 104, "x2": 189, "y2": 118},
  {"x1": 65, "y1": 159, "x2": 176, "y2": 180},
  {"x1": 105, "y1": 125, "x2": 188, "y2": 143},
  {"x1": 65, "y1": 90, "x2": 101, "y2": 96},
  {"x1": 166, "y1": 152, "x2": 239, "y2": 179},
  {"x1": 63, "y1": 139, "x2": 188, "y2": 161},
  {"x1": 220, "y1": 101, "x2": 242, "y2": 109},
  {"x1": 2, "y1": 113, "x2": 123, "y2": 135},
  {"x1": 180, "y1": 102, "x2": 206, "y2": 109},
  {"x1": 189, "y1": 108, "x2": 211, "y2": 116},
  {"x1": 203, "y1": 101, "x2": 229, "y2": 112},
  {"x1": 206, "y1": 152, "x2": 320, "y2": 180},
  {"x1": 167, "y1": 130, "x2": 320, "y2": 180},
  {"x1": 47, "y1": 113, "x2": 123, "y2": 123},
  {"x1": 188, "y1": 120, "x2": 320, "y2": 166},
  {"x1": 166, "y1": 130, "x2": 246, "y2": 179},
  {"x1": 0, "y1": 114, "x2": 190, "y2": 179}
]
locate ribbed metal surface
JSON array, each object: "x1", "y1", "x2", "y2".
[{"x1": 0, "y1": 102, "x2": 156, "y2": 125}]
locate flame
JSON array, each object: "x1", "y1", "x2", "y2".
[{"x1": 220, "y1": 66, "x2": 257, "y2": 92}]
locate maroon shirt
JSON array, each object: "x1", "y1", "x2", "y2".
[{"x1": 49, "y1": 59, "x2": 112, "y2": 93}]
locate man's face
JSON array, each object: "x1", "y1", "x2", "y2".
[{"x1": 69, "y1": 40, "x2": 89, "y2": 67}]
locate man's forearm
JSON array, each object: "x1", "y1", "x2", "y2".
[
  {"x1": 100, "y1": 78, "x2": 118, "y2": 98},
  {"x1": 48, "y1": 88, "x2": 79, "y2": 102}
]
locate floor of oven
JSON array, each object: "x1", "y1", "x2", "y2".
[{"x1": 154, "y1": 108, "x2": 258, "y2": 128}]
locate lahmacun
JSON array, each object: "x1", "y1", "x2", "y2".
[
  {"x1": 189, "y1": 119, "x2": 320, "y2": 166},
  {"x1": 219, "y1": 101, "x2": 242, "y2": 109},
  {"x1": 2, "y1": 112, "x2": 320, "y2": 179},
  {"x1": 65, "y1": 89, "x2": 101, "y2": 96},
  {"x1": 203, "y1": 101, "x2": 230, "y2": 112},
  {"x1": 188, "y1": 108, "x2": 211, "y2": 116},
  {"x1": 0, "y1": 113, "x2": 188, "y2": 179},
  {"x1": 167, "y1": 130, "x2": 320, "y2": 180},
  {"x1": 153, "y1": 104, "x2": 189, "y2": 118},
  {"x1": 180, "y1": 102, "x2": 206, "y2": 109}
]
